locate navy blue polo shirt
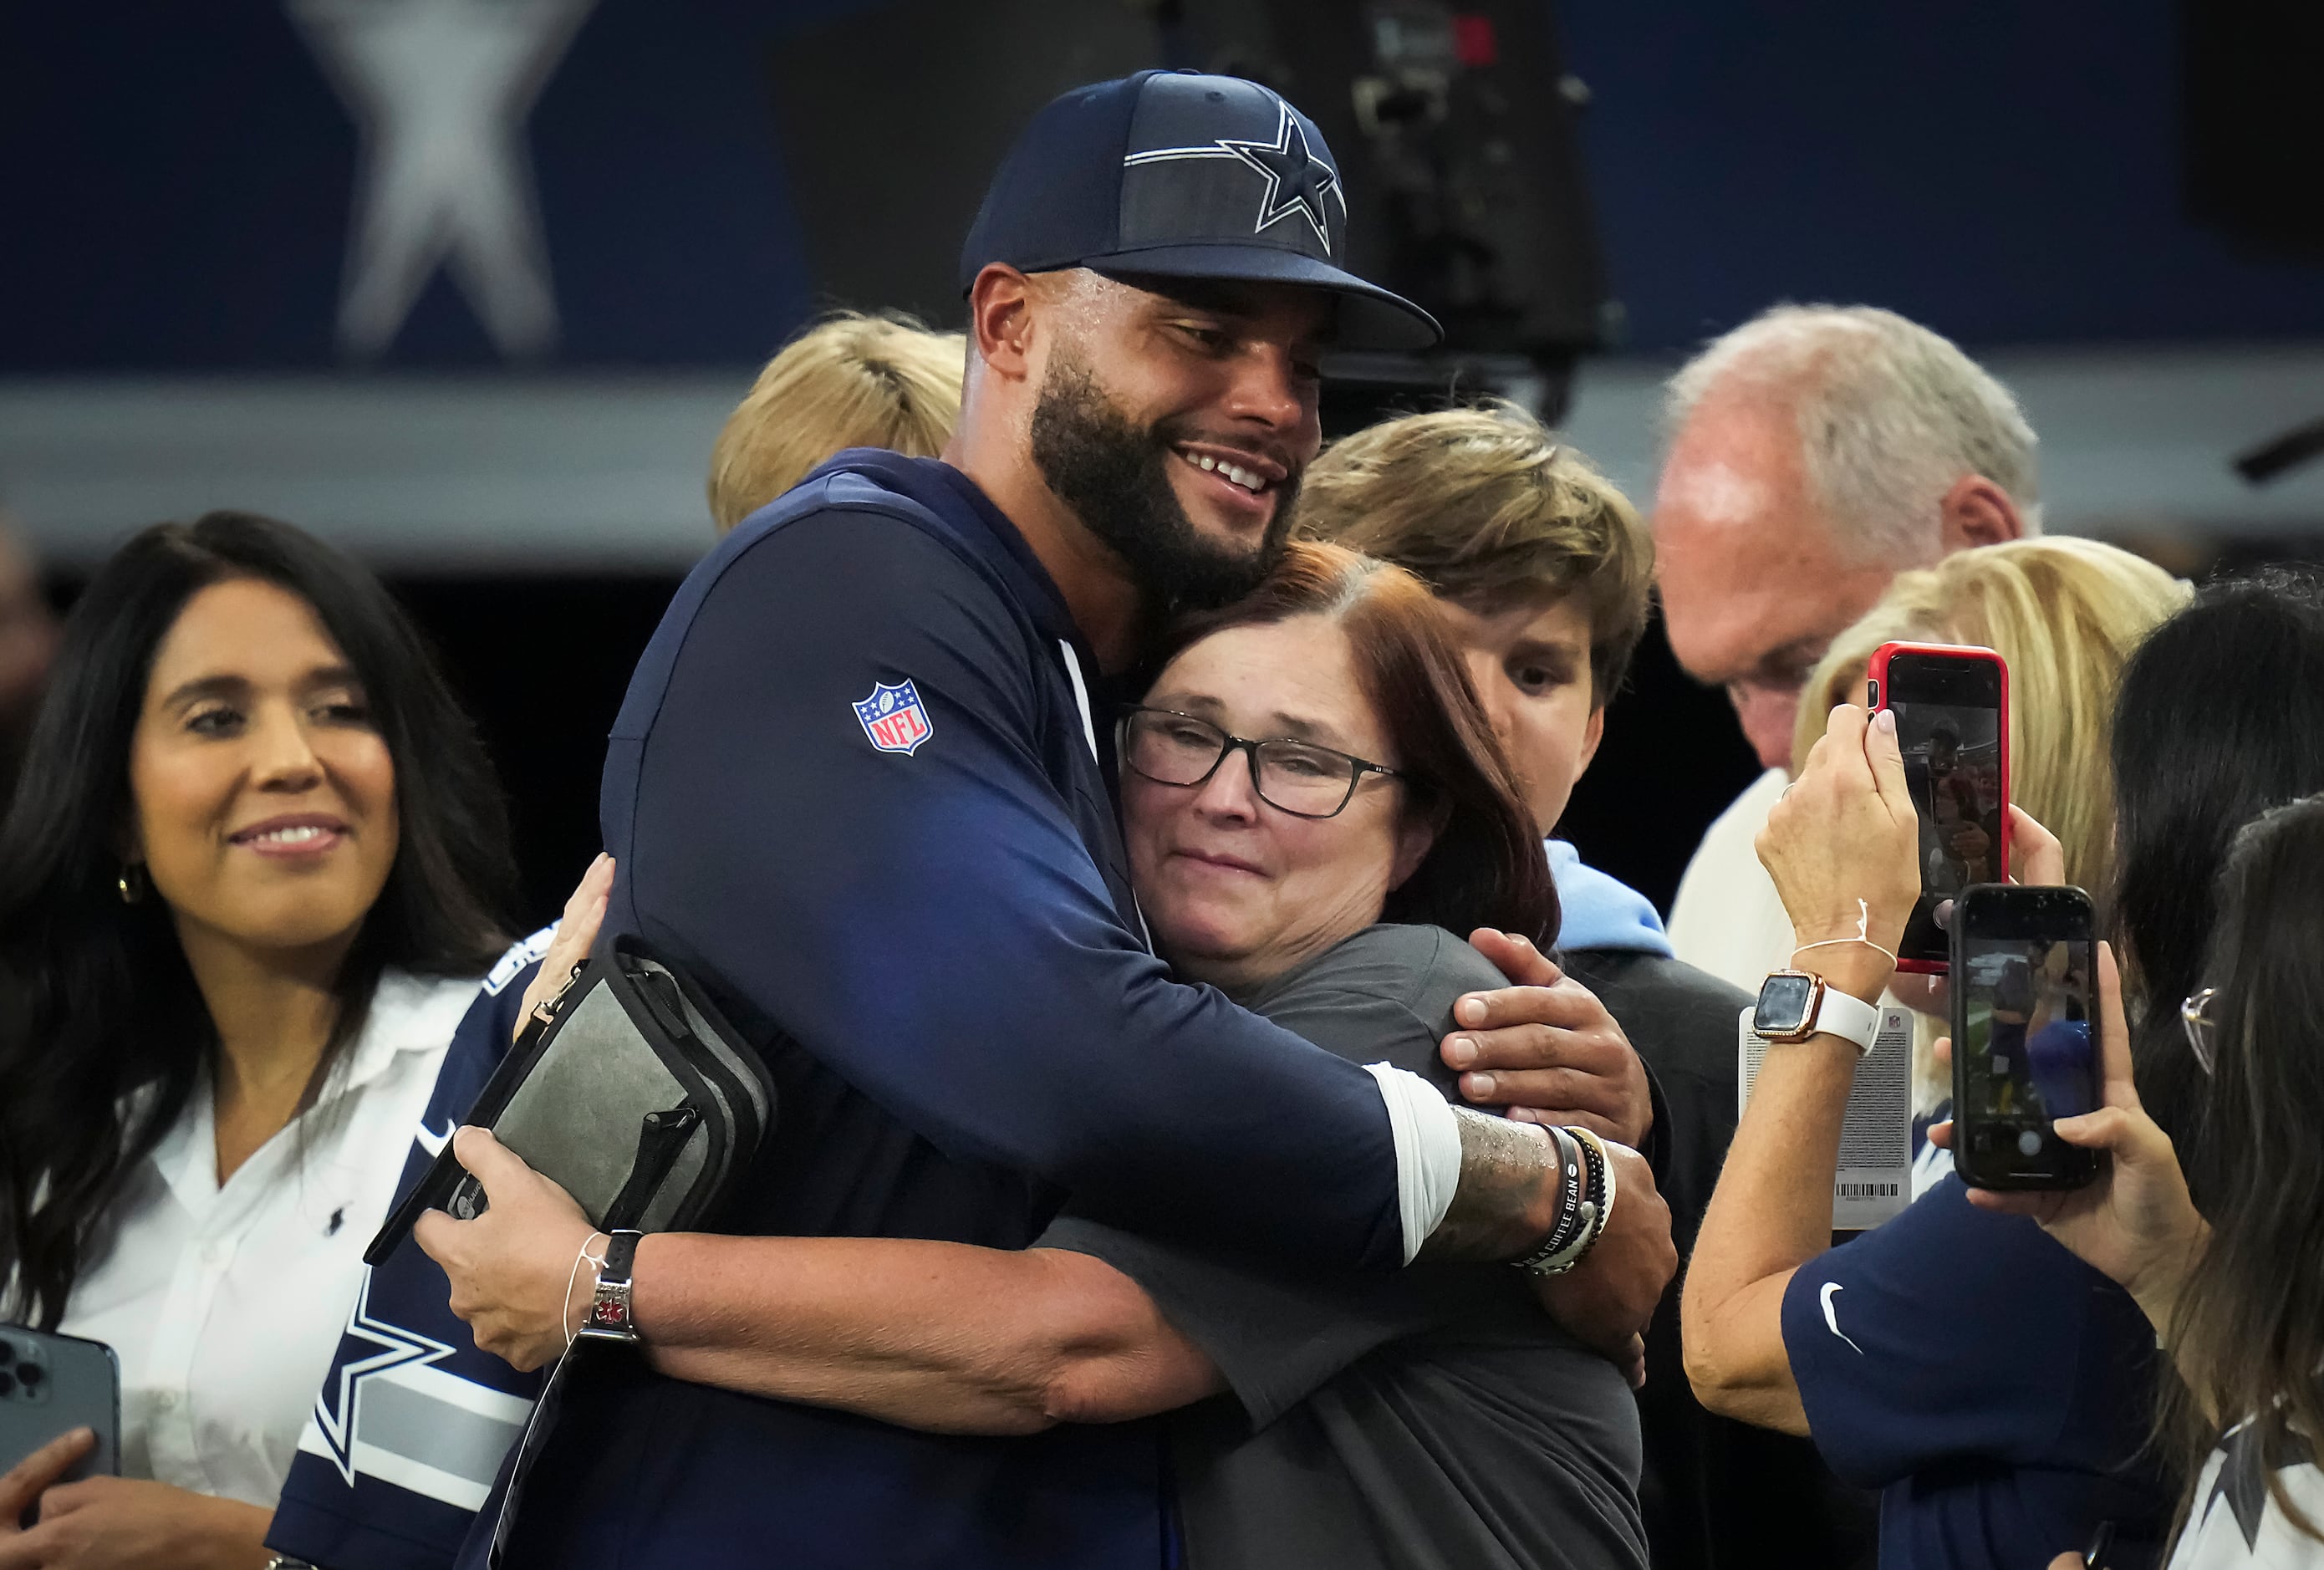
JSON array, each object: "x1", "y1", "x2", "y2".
[
  {"x1": 446, "y1": 451, "x2": 1412, "y2": 1567},
  {"x1": 1780, "y1": 1176, "x2": 2169, "y2": 1570}
]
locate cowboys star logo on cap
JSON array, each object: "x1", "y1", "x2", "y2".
[
  {"x1": 1124, "y1": 100, "x2": 1346, "y2": 254},
  {"x1": 958, "y1": 70, "x2": 1441, "y2": 353}
]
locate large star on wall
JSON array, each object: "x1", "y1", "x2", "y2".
[{"x1": 288, "y1": 0, "x2": 597, "y2": 360}]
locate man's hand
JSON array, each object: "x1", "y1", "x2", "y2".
[
  {"x1": 512, "y1": 854, "x2": 614, "y2": 1044},
  {"x1": 0, "y1": 1434, "x2": 272, "y2": 1570},
  {"x1": 1535, "y1": 1140, "x2": 1676, "y2": 1387},
  {"x1": 1445, "y1": 930, "x2": 1652, "y2": 1146},
  {"x1": 414, "y1": 1127, "x2": 599, "y2": 1373}
]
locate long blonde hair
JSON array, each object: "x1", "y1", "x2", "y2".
[{"x1": 1795, "y1": 538, "x2": 2189, "y2": 911}]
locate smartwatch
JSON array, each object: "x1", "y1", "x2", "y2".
[
  {"x1": 576, "y1": 1229, "x2": 645, "y2": 1344},
  {"x1": 1752, "y1": 970, "x2": 1881, "y2": 1056}
]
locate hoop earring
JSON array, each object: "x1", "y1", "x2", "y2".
[{"x1": 117, "y1": 864, "x2": 146, "y2": 904}]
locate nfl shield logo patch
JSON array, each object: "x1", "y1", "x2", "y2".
[{"x1": 854, "y1": 680, "x2": 934, "y2": 756}]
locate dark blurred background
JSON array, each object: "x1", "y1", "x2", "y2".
[{"x1": 4, "y1": 0, "x2": 2320, "y2": 923}]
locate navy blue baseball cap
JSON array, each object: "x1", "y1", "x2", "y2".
[{"x1": 961, "y1": 70, "x2": 1441, "y2": 353}]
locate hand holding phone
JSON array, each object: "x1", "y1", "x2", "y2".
[
  {"x1": 1868, "y1": 642, "x2": 2011, "y2": 973},
  {"x1": 1949, "y1": 884, "x2": 2101, "y2": 1190},
  {"x1": 0, "y1": 1325, "x2": 119, "y2": 1508}
]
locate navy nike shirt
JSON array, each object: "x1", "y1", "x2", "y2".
[
  {"x1": 430, "y1": 451, "x2": 1422, "y2": 1568},
  {"x1": 1780, "y1": 1176, "x2": 2169, "y2": 1570}
]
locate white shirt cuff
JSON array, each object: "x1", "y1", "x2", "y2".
[{"x1": 1363, "y1": 1063, "x2": 1463, "y2": 1264}]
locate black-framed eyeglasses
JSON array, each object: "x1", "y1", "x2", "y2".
[
  {"x1": 2181, "y1": 986, "x2": 2219, "y2": 1076},
  {"x1": 1117, "y1": 706, "x2": 1402, "y2": 820}
]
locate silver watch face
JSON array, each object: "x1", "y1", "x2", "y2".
[{"x1": 1754, "y1": 972, "x2": 1818, "y2": 1037}]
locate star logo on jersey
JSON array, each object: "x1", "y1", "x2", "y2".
[
  {"x1": 1218, "y1": 103, "x2": 1343, "y2": 252},
  {"x1": 309, "y1": 1268, "x2": 458, "y2": 1485},
  {"x1": 854, "y1": 680, "x2": 934, "y2": 756},
  {"x1": 287, "y1": 0, "x2": 597, "y2": 359}
]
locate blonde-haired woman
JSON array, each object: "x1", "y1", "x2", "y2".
[
  {"x1": 1795, "y1": 537, "x2": 2189, "y2": 907},
  {"x1": 706, "y1": 311, "x2": 965, "y2": 532},
  {"x1": 1784, "y1": 538, "x2": 2189, "y2": 1186}
]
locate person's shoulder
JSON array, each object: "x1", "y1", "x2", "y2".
[
  {"x1": 1283, "y1": 924, "x2": 1506, "y2": 1012},
  {"x1": 716, "y1": 472, "x2": 991, "y2": 586}
]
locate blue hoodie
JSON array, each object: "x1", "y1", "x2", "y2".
[{"x1": 1547, "y1": 839, "x2": 1674, "y2": 957}]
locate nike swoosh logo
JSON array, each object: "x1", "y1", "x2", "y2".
[
  {"x1": 1821, "y1": 1282, "x2": 1864, "y2": 1354},
  {"x1": 414, "y1": 1119, "x2": 455, "y2": 1159}
]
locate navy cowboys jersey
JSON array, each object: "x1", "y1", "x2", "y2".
[
  {"x1": 269, "y1": 932, "x2": 552, "y2": 1570},
  {"x1": 273, "y1": 451, "x2": 1415, "y2": 1569}
]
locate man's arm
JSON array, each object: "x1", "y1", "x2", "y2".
[
  {"x1": 415, "y1": 1126, "x2": 1221, "y2": 1430},
  {"x1": 635, "y1": 1236, "x2": 1223, "y2": 1435}
]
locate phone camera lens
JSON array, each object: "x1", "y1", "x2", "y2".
[
  {"x1": 15, "y1": 1362, "x2": 41, "y2": 1389},
  {"x1": 0, "y1": 1369, "x2": 16, "y2": 1398},
  {"x1": 0, "y1": 1341, "x2": 13, "y2": 1369}
]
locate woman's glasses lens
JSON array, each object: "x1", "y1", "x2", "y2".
[{"x1": 1122, "y1": 711, "x2": 1361, "y2": 818}]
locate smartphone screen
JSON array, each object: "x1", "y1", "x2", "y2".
[
  {"x1": 1873, "y1": 649, "x2": 2007, "y2": 968},
  {"x1": 1949, "y1": 884, "x2": 2100, "y2": 1190}
]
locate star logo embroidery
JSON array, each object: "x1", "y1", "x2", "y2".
[
  {"x1": 1218, "y1": 104, "x2": 1342, "y2": 251},
  {"x1": 309, "y1": 1267, "x2": 457, "y2": 1484},
  {"x1": 1123, "y1": 99, "x2": 1346, "y2": 254}
]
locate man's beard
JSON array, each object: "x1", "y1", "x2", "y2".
[{"x1": 1029, "y1": 354, "x2": 1297, "y2": 614}]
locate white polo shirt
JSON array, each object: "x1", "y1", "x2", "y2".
[{"x1": 59, "y1": 969, "x2": 479, "y2": 1509}]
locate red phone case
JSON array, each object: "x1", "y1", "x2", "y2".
[{"x1": 1866, "y1": 641, "x2": 2011, "y2": 974}]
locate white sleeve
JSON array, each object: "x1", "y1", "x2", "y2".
[{"x1": 1362, "y1": 1063, "x2": 1464, "y2": 1264}]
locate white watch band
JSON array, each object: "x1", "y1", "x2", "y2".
[{"x1": 1807, "y1": 986, "x2": 1882, "y2": 1056}]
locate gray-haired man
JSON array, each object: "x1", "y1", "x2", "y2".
[{"x1": 1655, "y1": 305, "x2": 2039, "y2": 991}]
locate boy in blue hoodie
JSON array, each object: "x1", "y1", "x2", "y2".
[{"x1": 1299, "y1": 405, "x2": 1877, "y2": 1570}]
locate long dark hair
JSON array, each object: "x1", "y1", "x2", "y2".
[
  {"x1": 1158, "y1": 540, "x2": 1558, "y2": 945},
  {"x1": 2108, "y1": 567, "x2": 2324, "y2": 1160},
  {"x1": 0, "y1": 512, "x2": 514, "y2": 1328},
  {"x1": 2161, "y1": 795, "x2": 2324, "y2": 1543}
]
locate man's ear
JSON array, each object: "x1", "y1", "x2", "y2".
[
  {"x1": 1388, "y1": 798, "x2": 1451, "y2": 892},
  {"x1": 1938, "y1": 475, "x2": 2027, "y2": 550},
  {"x1": 966, "y1": 264, "x2": 1038, "y2": 384},
  {"x1": 1576, "y1": 701, "x2": 1606, "y2": 780}
]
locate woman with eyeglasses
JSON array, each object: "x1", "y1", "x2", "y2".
[{"x1": 422, "y1": 541, "x2": 1674, "y2": 1570}]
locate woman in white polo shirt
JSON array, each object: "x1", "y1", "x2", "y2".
[{"x1": 0, "y1": 512, "x2": 523, "y2": 1567}]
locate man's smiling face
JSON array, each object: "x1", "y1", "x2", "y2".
[{"x1": 1029, "y1": 271, "x2": 1328, "y2": 610}]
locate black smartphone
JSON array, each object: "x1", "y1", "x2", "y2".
[
  {"x1": 1949, "y1": 884, "x2": 2101, "y2": 1190},
  {"x1": 1868, "y1": 642, "x2": 2011, "y2": 973},
  {"x1": 0, "y1": 1324, "x2": 120, "y2": 1487}
]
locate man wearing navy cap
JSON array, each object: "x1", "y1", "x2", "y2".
[{"x1": 268, "y1": 72, "x2": 1665, "y2": 1570}]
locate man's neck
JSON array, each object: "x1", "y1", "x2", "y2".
[{"x1": 942, "y1": 432, "x2": 1146, "y2": 674}]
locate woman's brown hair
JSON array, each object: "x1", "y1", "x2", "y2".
[{"x1": 1159, "y1": 541, "x2": 1559, "y2": 946}]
